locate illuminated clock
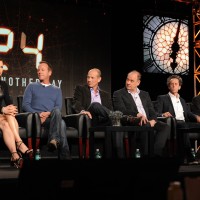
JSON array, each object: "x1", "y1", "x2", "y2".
[{"x1": 143, "y1": 15, "x2": 189, "y2": 75}]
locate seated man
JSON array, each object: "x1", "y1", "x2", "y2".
[
  {"x1": 113, "y1": 70, "x2": 170, "y2": 157},
  {"x1": 72, "y1": 68, "x2": 120, "y2": 155},
  {"x1": 72, "y1": 68, "x2": 129, "y2": 158},
  {"x1": 156, "y1": 75, "x2": 200, "y2": 163},
  {"x1": 22, "y1": 61, "x2": 71, "y2": 160},
  {"x1": 72, "y1": 68, "x2": 113, "y2": 127}
]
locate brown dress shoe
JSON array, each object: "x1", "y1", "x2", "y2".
[{"x1": 47, "y1": 139, "x2": 58, "y2": 152}]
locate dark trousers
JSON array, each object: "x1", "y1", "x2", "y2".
[
  {"x1": 112, "y1": 131, "x2": 126, "y2": 158},
  {"x1": 88, "y1": 102, "x2": 126, "y2": 158},
  {"x1": 129, "y1": 130, "x2": 148, "y2": 157},
  {"x1": 153, "y1": 121, "x2": 170, "y2": 156},
  {"x1": 113, "y1": 120, "x2": 170, "y2": 158},
  {"x1": 176, "y1": 121, "x2": 200, "y2": 160},
  {"x1": 87, "y1": 102, "x2": 112, "y2": 126},
  {"x1": 129, "y1": 121, "x2": 170, "y2": 157}
]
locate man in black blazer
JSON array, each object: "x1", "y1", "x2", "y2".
[
  {"x1": 113, "y1": 70, "x2": 170, "y2": 157},
  {"x1": 192, "y1": 95, "x2": 200, "y2": 115},
  {"x1": 72, "y1": 68, "x2": 128, "y2": 158},
  {"x1": 156, "y1": 75, "x2": 200, "y2": 163},
  {"x1": 72, "y1": 68, "x2": 113, "y2": 126}
]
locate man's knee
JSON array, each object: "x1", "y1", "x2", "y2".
[
  {"x1": 61, "y1": 120, "x2": 67, "y2": 129},
  {"x1": 51, "y1": 108, "x2": 61, "y2": 116}
]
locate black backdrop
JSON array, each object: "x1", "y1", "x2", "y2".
[
  {"x1": 0, "y1": 0, "x2": 111, "y2": 114},
  {"x1": 0, "y1": 0, "x2": 196, "y2": 114},
  {"x1": 112, "y1": 0, "x2": 195, "y2": 102}
]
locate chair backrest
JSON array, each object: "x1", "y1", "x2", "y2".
[
  {"x1": 186, "y1": 102, "x2": 200, "y2": 140},
  {"x1": 186, "y1": 102, "x2": 192, "y2": 112},
  {"x1": 152, "y1": 100, "x2": 158, "y2": 111},
  {"x1": 65, "y1": 97, "x2": 74, "y2": 115},
  {"x1": 17, "y1": 95, "x2": 24, "y2": 113}
]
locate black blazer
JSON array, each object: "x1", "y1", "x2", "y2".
[
  {"x1": 0, "y1": 80, "x2": 12, "y2": 113},
  {"x1": 113, "y1": 87, "x2": 157, "y2": 121},
  {"x1": 156, "y1": 94, "x2": 197, "y2": 122},
  {"x1": 72, "y1": 85, "x2": 113, "y2": 113},
  {"x1": 191, "y1": 95, "x2": 200, "y2": 115}
]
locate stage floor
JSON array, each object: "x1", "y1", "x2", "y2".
[
  {"x1": 1, "y1": 158, "x2": 200, "y2": 199},
  {"x1": 0, "y1": 162, "x2": 19, "y2": 179}
]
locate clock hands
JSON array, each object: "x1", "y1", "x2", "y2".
[{"x1": 170, "y1": 19, "x2": 182, "y2": 72}]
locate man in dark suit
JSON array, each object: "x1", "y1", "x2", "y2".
[
  {"x1": 72, "y1": 68, "x2": 127, "y2": 157},
  {"x1": 156, "y1": 74, "x2": 200, "y2": 163},
  {"x1": 72, "y1": 68, "x2": 113, "y2": 126},
  {"x1": 192, "y1": 95, "x2": 200, "y2": 115},
  {"x1": 113, "y1": 70, "x2": 170, "y2": 157}
]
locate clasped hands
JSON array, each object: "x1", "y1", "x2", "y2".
[
  {"x1": 2, "y1": 104, "x2": 18, "y2": 116},
  {"x1": 40, "y1": 111, "x2": 51, "y2": 124},
  {"x1": 137, "y1": 113, "x2": 156, "y2": 127}
]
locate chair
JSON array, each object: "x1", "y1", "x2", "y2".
[
  {"x1": 172, "y1": 102, "x2": 200, "y2": 155},
  {"x1": 63, "y1": 114, "x2": 84, "y2": 158},
  {"x1": 17, "y1": 95, "x2": 84, "y2": 159},
  {"x1": 15, "y1": 112, "x2": 34, "y2": 153},
  {"x1": 0, "y1": 96, "x2": 33, "y2": 159},
  {"x1": 63, "y1": 97, "x2": 85, "y2": 158},
  {"x1": 65, "y1": 97, "x2": 115, "y2": 159},
  {"x1": 84, "y1": 114, "x2": 107, "y2": 159},
  {"x1": 186, "y1": 102, "x2": 200, "y2": 152},
  {"x1": 153, "y1": 100, "x2": 200, "y2": 157}
]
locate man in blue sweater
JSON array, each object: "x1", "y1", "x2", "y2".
[{"x1": 22, "y1": 61, "x2": 71, "y2": 160}]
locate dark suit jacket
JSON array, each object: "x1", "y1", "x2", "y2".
[
  {"x1": 191, "y1": 95, "x2": 200, "y2": 115},
  {"x1": 113, "y1": 87, "x2": 157, "y2": 121},
  {"x1": 156, "y1": 94, "x2": 197, "y2": 122},
  {"x1": 72, "y1": 85, "x2": 113, "y2": 113}
]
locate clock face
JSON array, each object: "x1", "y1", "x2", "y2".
[{"x1": 143, "y1": 15, "x2": 189, "y2": 75}]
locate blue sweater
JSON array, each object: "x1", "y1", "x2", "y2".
[{"x1": 22, "y1": 82, "x2": 62, "y2": 113}]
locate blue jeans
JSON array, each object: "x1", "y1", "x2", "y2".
[{"x1": 42, "y1": 108, "x2": 71, "y2": 159}]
